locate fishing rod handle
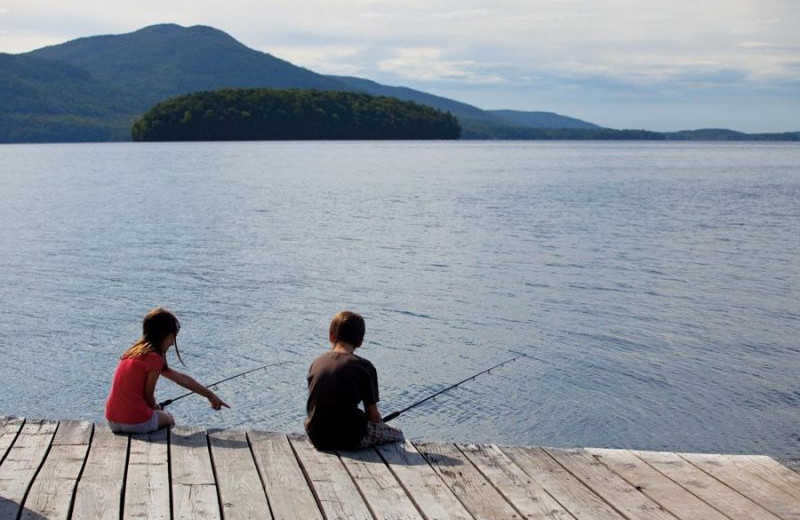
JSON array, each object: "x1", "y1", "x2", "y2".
[
  {"x1": 158, "y1": 399, "x2": 173, "y2": 409},
  {"x1": 383, "y1": 411, "x2": 400, "y2": 423}
]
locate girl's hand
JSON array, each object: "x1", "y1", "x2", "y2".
[{"x1": 208, "y1": 393, "x2": 230, "y2": 411}]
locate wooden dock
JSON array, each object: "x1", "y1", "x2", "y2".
[{"x1": 1, "y1": 417, "x2": 798, "y2": 519}]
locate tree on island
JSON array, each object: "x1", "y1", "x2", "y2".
[{"x1": 131, "y1": 89, "x2": 461, "y2": 141}]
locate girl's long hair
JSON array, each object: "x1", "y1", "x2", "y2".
[{"x1": 121, "y1": 307, "x2": 185, "y2": 367}]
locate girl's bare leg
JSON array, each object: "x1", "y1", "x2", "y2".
[{"x1": 155, "y1": 410, "x2": 175, "y2": 428}]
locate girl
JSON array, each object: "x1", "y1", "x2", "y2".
[{"x1": 105, "y1": 307, "x2": 229, "y2": 433}]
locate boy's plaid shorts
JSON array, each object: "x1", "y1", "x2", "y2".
[{"x1": 358, "y1": 421, "x2": 404, "y2": 448}]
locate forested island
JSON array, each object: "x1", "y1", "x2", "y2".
[{"x1": 131, "y1": 89, "x2": 461, "y2": 141}]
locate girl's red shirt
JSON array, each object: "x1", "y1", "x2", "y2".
[{"x1": 105, "y1": 352, "x2": 165, "y2": 424}]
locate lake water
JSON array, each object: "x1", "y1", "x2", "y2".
[{"x1": 1, "y1": 141, "x2": 798, "y2": 458}]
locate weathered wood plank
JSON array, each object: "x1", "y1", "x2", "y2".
[
  {"x1": 0, "y1": 417, "x2": 24, "y2": 466},
  {"x1": 735, "y1": 456, "x2": 800, "y2": 501},
  {"x1": 248, "y1": 430, "x2": 323, "y2": 520},
  {"x1": 377, "y1": 441, "x2": 473, "y2": 520},
  {"x1": 52, "y1": 420, "x2": 93, "y2": 446},
  {"x1": 208, "y1": 428, "x2": 271, "y2": 520},
  {"x1": 633, "y1": 450, "x2": 783, "y2": 520},
  {"x1": 501, "y1": 446, "x2": 625, "y2": 520},
  {"x1": 545, "y1": 448, "x2": 678, "y2": 520},
  {"x1": 587, "y1": 448, "x2": 729, "y2": 520},
  {"x1": 21, "y1": 421, "x2": 93, "y2": 520},
  {"x1": 170, "y1": 426, "x2": 221, "y2": 520},
  {"x1": 416, "y1": 441, "x2": 522, "y2": 520},
  {"x1": 71, "y1": 424, "x2": 129, "y2": 520},
  {"x1": 0, "y1": 420, "x2": 57, "y2": 520},
  {"x1": 682, "y1": 452, "x2": 800, "y2": 520},
  {"x1": 124, "y1": 428, "x2": 170, "y2": 520},
  {"x1": 458, "y1": 443, "x2": 574, "y2": 520},
  {"x1": 288, "y1": 435, "x2": 374, "y2": 520},
  {"x1": 338, "y1": 447, "x2": 423, "y2": 520}
]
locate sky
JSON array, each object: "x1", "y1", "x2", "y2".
[{"x1": 2, "y1": 0, "x2": 798, "y2": 132}]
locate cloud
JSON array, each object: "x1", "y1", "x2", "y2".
[
  {"x1": 737, "y1": 42, "x2": 771, "y2": 48},
  {"x1": 266, "y1": 45, "x2": 365, "y2": 75},
  {"x1": 357, "y1": 12, "x2": 397, "y2": 20},
  {"x1": 378, "y1": 48, "x2": 504, "y2": 83}
]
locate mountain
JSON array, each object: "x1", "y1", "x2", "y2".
[
  {"x1": 325, "y1": 75, "x2": 503, "y2": 124},
  {"x1": 489, "y1": 110, "x2": 600, "y2": 130},
  {"x1": 27, "y1": 24, "x2": 349, "y2": 109},
  {"x1": 0, "y1": 52, "x2": 138, "y2": 141},
  {"x1": 323, "y1": 76, "x2": 603, "y2": 138},
  {"x1": 664, "y1": 128, "x2": 800, "y2": 141},
  {"x1": 2, "y1": 24, "x2": 359, "y2": 141},
  {"x1": 2, "y1": 24, "x2": 795, "y2": 142},
  {"x1": 3, "y1": 23, "x2": 603, "y2": 142}
]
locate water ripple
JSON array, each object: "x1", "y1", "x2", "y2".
[{"x1": 0, "y1": 141, "x2": 798, "y2": 458}]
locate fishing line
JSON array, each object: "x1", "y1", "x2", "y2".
[{"x1": 383, "y1": 352, "x2": 531, "y2": 423}]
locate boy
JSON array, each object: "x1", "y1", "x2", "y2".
[{"x1": 305, "y1": 311, "x2": 404, "y2": 450}]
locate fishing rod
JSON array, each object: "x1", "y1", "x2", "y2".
[
  {"x1": 383, "y1": 353, "x2": 528, "y2": 423},
  {"x1": 159, "y1": 360, "x2": 292, "y2": 408}
]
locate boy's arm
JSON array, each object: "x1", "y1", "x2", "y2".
[
  {"x1": 162, "y1": 368, "x2": 230, "y2": 409},
  {"x1": 364, "y1": 362, "x2": 381, "y2": 422},
  {"x1": 144, "y1": 370, "x2": 160, "y2": 410},
  {"x1": 365, "y1": 403, "x2": 382, "y2": 423}
]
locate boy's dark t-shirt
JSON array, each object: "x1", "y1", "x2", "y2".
[{"x1": 305, "y1": 351, "x2": 379, "y2": 450}]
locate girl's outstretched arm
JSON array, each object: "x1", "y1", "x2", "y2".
[{"x1": 162, "y1": 368, "x2": 230, "y2": 410}]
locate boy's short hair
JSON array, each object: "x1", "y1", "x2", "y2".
[{"x1": 329, "y1": 311, "x2": 365, "y2": 347}]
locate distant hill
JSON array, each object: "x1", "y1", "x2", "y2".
[
  {"x1": 2, "y1": 23, "x2": 796, "y2": 142},
  {"x1": 664, "y1": 128, "x2": 800, "y2": 141},
  {"x1": 489, "y1": 110, "x2": 600, "y2": 129},
  {"x1": 27, "y1": 24, "x2": 348, "y2": 108},
  {"x1": 132, "y1": 89, "x2": 460, "y2": 141},
  {"x1": 3, "y1": 23, "x2": 599, "y2": 141},
  {"x1": 1, "y1": 24, "x2": 356, "y2": 142},
  {"x1": 0, "y1": 53, "x2": 136, "y2": 141},
  {"x1": 325, "y1": 76, "x2": 606, "y2": 138},
  {"x1": 327, "y1": 75, "x2": 493, "y2": 121}
]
